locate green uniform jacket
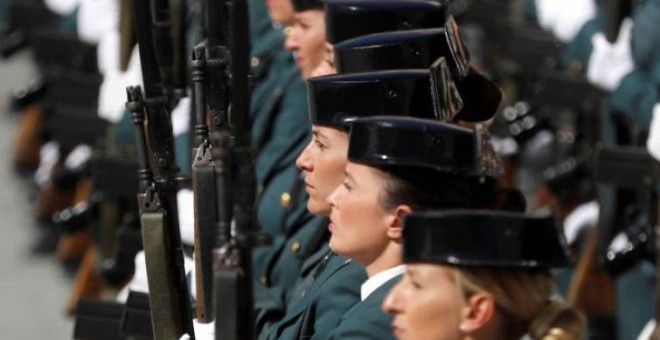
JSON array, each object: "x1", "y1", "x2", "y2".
[
  {"x1": 248, "y1": 0, "x2": 327, "y2": 325},
  {"x1": 250, "y1": 38, "x2": 317, "y2": 288},
  {"x1": 256, "y1": 236, "x2": 330, "y2": 332},
  {"x1": 259, "y1": 247, "x2": 367, "y2": 340},
  {"x1": 322, "y1": 275, "x2": 400, "y2": 340},
  {"x1": 254, "y1": 216, "x2": 328, "y2": 328},
  {"x1": 610, "y1": 0, "x2": 660, "y2": 128}
]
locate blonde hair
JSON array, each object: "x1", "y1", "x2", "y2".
[{"x1": 454, "y1": 268, "x2": 585, "y2": 340}]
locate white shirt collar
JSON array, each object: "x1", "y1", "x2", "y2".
[{"x1": 360, "y1": 265, "x2": 407, "y2": 301}]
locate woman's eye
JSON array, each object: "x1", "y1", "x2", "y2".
[
  {"x1": 409, "y1": 278, "x2": 422, "y2": 290},
  {"x1": 342, "y1": 181, "x2": 352, "y2": 191}
]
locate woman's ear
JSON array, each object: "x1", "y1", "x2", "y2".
[
  {"x1": 386, "y1": 205, "x2": 412, "y2": 240},
  {"x1": 459, "y1": 292, "x2": 496, "y2": 334}
]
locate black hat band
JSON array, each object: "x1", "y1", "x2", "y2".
[{"x1": 403, "y1": 210, "x2": 571, "y2": 269}]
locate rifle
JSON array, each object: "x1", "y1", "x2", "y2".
[
  {"x1": 190, "y1": 0, "x2": 267, "y2": 336},
  {"x1": 127, "y1": 0, "x2": 194, "y2": 337},
  {"x1": 212, "y1": 0, "x2": 267, "y2": 338},
  {"x1": 594, "y1": 145, "x2": 659, "y2": 339},
  {"x1": 190, "y1": 0, "x2": 230, "y2": 323}
]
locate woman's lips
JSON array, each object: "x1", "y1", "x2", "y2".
[{"x1": 392, "y1": 324, "x2": 403, "y2": 337}]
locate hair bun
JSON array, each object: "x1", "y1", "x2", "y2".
[{"x1": 528, "y1": 300, "x2": 585, "y2": 340}]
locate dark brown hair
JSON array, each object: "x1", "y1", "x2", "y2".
[{"x1": 376, "y1": 167, "x2": 526, "y2": 213}]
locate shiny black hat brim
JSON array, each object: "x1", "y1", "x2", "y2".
[
  {"x1": 334, "y1": 27, "x2": 468, "y2": 78},
  {"x1": 402, "y1": 210, "x2": 571, "y2": 269},
  {"x1": 325, "y1": 0, "x2": 449, "y2": 44},
  {"x1": 333, "y1": 27, "x2": 501, "y2": 123},
  {"x1": 347, "y1": 116, "x2": 480, "y2": 176},
  {"x1": 308, "y1": 69, "x2": 461, "y2": 128},
  {"x1": 292, "y1": 0, "x2": 324, "y2": 11}
]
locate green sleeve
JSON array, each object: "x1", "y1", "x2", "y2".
[{"x1": 609, "y1": 69, "x2": 659, "y2": 128}]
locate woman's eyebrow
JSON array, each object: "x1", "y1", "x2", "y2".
[
  {"x1": 312, "y1": 130, "x2": 329, "y2": 142},
  {"x1": 343, "y1": 169, "x2": 355, "y2": 183}
]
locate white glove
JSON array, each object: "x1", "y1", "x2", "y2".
[
  {"x1": 179, "y1": 320, "x2": 215, "y2": 340},
  {"x1": 536, "y1": 0, "x2": 596, "y2": 42},
  {"x1": 97, "y1": 71, "x2": 127, "y2": 123},
  {"x1": 535, "y1": 0, "x2": 561, "y2": 33},
  {"x1": 128, "y1": 251, "x2": 150, "y2": 293},
  {"x1": 64, "y1": 145, "x2": 93, "y2": 170},
  {"x1": 77, "y1": 0, "x2": 119, "y2": 44},
  {"x1": 44, "y1": 0, "x2": 79, "y2": 16},
  {"x1": 171, "y1": 97, "x2": 191, "y2": 136},
  {"x1": 34, "y1": 141, "x2": 60, "y2": 187},
  {"x1": 115, "y1": 250, "x2": 195, "y2": 302},
  {"x1": 563, "y1": 201, "x2": 599, "y2": 245},
  {"x1": 115, "y1": 250, "x2": 150, "y2": 302},
  {"x1": 646, "y1": 103, "x2": 660, "y2": 161},
  {"x1": 97, "y1": 47, "x2": 143, "y2": 123},
  {"x1": 587, "y1": 18, "x2": 634, "y2": 91},
  {"x1": 97, "y1": 30, "x2": 120, "y2": 76},
  {"x1": 637, "y1": 320, "x2": 655, "y2": 340},
  {"x1": 123, "y1": 47, "x2": 144, "y2": 89},
  {"x1": 549, "y1": 0, "x2": 596, "y2": 42},
  {"x1": 177, "y1": 188, "x2": 195, "y2": 246}
]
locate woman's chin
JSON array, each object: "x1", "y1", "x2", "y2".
[{"x1": 306, "y1": 199, "x2": 331, "y2": 216}]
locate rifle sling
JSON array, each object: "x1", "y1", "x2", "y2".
[
  {"x1": 141, "y1": 211, "x2": 184, "y2": 339},
  {"x1": 193, "y1": 164, "x2": 218, "y2": 322}
]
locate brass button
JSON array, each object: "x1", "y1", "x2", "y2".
[
  {"x1": 570, "y1": 60, "x2": 582, "y2": 75},
  {"x1": 283, "y1": 26, "x2": 294, "y2": 38},
  {"x1": 260, "y1": 275, "x2": 268, "y2": 286},
  {"x1": 280, "y1": 192, "x2": 291, "y2": 208},
  {"x1": 291, "y1": 240, "x2": 301, "y2": 254},
  {"x1": 251, "y1": 57, "x2": 260, "y2": 68}
]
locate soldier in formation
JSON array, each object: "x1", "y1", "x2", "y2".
[{"x1": 0, "y1": 0, "x2": 658, "y2": 339}]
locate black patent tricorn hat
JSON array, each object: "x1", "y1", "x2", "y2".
[
  {"x1": 291, "y1": 0, "x2": 324, "y2": 11},
  {"x1": 334, "y1": 25, "x2": 468, "y2": 78},
  {"x1": 403, "y1": 210, "x2": 571, "y2": 269},
  {"x1": 334, "y1": 26, "x2": 502, "y2": 123},
  {"x1": 308, "y1": 66, "x2": 463, "y2": 128},
  {"x1": 325, "y1": 0, "x2": 450, "y2": 44},
  {"x1": 347, "y1": 116, "x2": 480, "y2": 176}
]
